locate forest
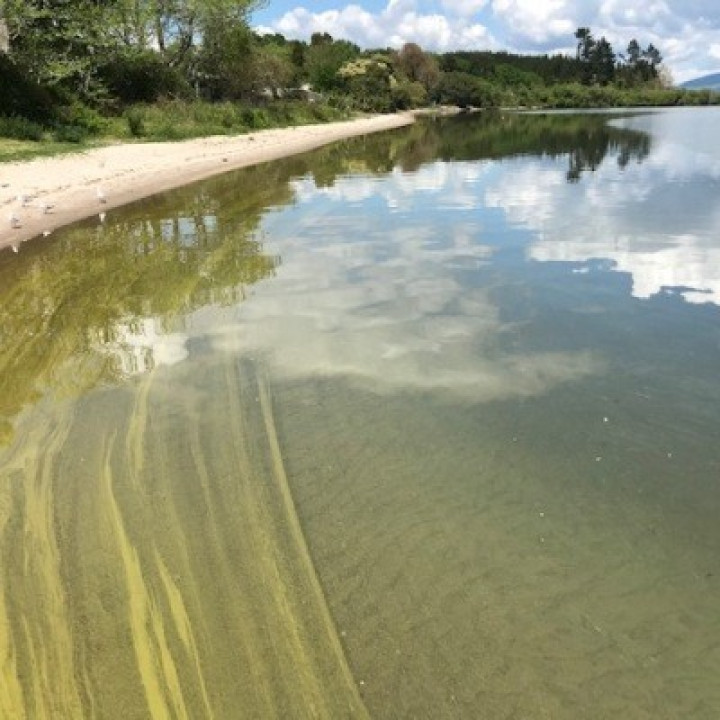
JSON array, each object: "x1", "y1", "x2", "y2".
[{"x1": 0, "y1": 1, "x2": 718, "y2": 155}]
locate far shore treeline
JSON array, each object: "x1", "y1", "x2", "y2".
[{"x1": 0, "y1": 1, "x2": 718, "y2": 153}]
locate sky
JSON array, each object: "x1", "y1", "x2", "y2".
[{"x1": 252, "y1": 0, "x2": 720, "y2": 83}]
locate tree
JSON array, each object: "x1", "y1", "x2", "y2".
[
  {"x1": 575, "y1": 27, "x2": 593, "y2": 61},
  {"x1": 306, "y1": 38, "x2": 359, "y2": 91},
  {"x1": 625, "y1": 39, "x2": 641, "y2": 66},
  {"x1": 394, "y1": 43, "x2": 440, "y2": 93},
  {"x1": 436, "y1": 71, "x2": 500, "y2": 108},
  {"x1": 573, "y1": 28, "x2": 615, "y2": 85},
  {"x1": 617, "y1": 38, "x2": 663, "y2": 85},
  {"x1": 591, "y1": 37, "x2": 615, "y2": 85},
  {"x1": 288, "y1": 40, "x2": 306, "y2": 84},
  {"x1": 643, "y1": 43, "x2": 662, "y2": 70},
  {"x1": 391, "y1": 80, "x2": 427, "y2": 110},
  {"x1": 310, "y1": 32, "x2": 333, "y2": 47},
  {"x1": 1, "y1": 0, "x2": 112, "y2": 97},
  {"x1": 1, "y1": 0, "x2": 267, "y2": 101},
  {"x1": 338, "y1": 55, "x2": 394, "y2": 111},
  {"x1": 248, "y1": 45, "x2": 294, "y2": 98},
  {"x1": 194, "y1": 14, "x2": 255, "y2": 99}
]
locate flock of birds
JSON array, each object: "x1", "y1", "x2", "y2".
[{"x1": 4, "y1": 187, "x2": 107, "y2": 253}]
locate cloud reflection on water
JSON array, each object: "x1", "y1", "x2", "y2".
[
  {"x1": 210, "y1": 167, "x2": 603, "y2": 401},
  {"x1": 488, "y1": 111, "x2": 720, "y2": 305}
]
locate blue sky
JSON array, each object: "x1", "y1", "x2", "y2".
[{"x1": 252, "y1": 0, "x2": 720, "y2": 82}]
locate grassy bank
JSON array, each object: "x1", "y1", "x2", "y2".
[{"x1": 0, "y1": 99, "x2": 353, "y2": 163}]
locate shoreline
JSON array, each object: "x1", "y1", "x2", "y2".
[{"x1": 0, "y1": 112, "x2": 415, "y2": 251}]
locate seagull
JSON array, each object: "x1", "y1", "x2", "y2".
[
  {"x1": 16, "y1": 193, "x2": 32, "y2": 207},
  {"x1": 8, "y1": 212, "x2": 21, "y2": 229},
  {"x1": 96, "y1": 187, "x2": 107, "y2": 204},
  {"x1": 40, "y1": 201, "x2": 54, "y2": 214},
  {"x1": 42, "y1": 230, "x2": 52, "y2": 237},
  {"x1": 11, "y1": 244, "x2": 19, "y2": 253},
  {"x1": 99, "y1": 211, "x2": 106, "y2": 223}
]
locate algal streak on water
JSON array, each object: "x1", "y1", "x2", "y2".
[{"x1": 0, "y1": 359, "x2": 367, "y2": 719}]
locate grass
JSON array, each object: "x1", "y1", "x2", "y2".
[
  {"x1": 0, "y1": 137, "x2": 103, "y2": 163},
  {"x1": 0, "y1": 99, "x2": 353, "y2": 163},
  {"x1": 116, "y1": 99, "x2": 350, "y2": 141}
]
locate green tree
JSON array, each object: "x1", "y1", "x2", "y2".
[
  {"x1": 643, "y1": 43, "x2": 662, "y2": 71},
  {"x1": 106, "y1": 0, "x2": 264, "y2": 62},
  {"x1": 573, "y1": 28, "x2": 615, "y2": 85},
  {"x1": 288, "y1": 40, "x2": 306, "y2": 84},
  {"x1": 591, "y1": 37, "x2": 615, "y2": 84},
  {"x1": 338, "y1": 55, "x2": 394, "y2": 111},
  {"x1": 625, "y1": 39, "x2": 641, "y2": 65},
  {"x1": 391, "y1": 80, "x2": 427, "y2": 109},
  {"x1": 1, "y1": 0, "x2": 266, "y2": 100},
  {"x1": 575, "y1": 27, "x2": 593, "y2": 61},
  {"x1": 437, "y1": 71, "x2": 501, "y2": 108},
  {"x1": 306, "y1": 37, "x2": 359, "y2": 91},
  {"x1": 248, "y1": 45, "x2": 294, "y2": 98},
  {"x1": 1, "y1": 0, "x2": 112, "y2": 97},
  {"x1": 617, "y1": 38, "x2": 663, "y2": 85},
  {"x1": 195, "y1": 14, "x2": 255, "y2": 99}
]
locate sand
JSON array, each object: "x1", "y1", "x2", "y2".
[{"x1": 0, "y1": 112, "x2": 415, "y2": 251}]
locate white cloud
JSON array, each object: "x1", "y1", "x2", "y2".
[
  {"x1": 440, "y1": 0, "x2": 489, "y2": 17},
  {"x1": 491, "y1": 0, "x2": 575, "y2": 44},
  {"x1": 272, "y1": 1, "x2": 498, "y2": 51}
]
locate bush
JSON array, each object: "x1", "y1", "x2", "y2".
[
  {"x1": 0, "y1": 55, "x2": 57, "y2": 123},
  {"x1": 98, "y1": 51, "x2": 190, "y2": 103},
  {"x1": 125, "y1": 107, "x2": 146, "y2": 137},
  {"x1": 437, "y1": 72, "x2": 502, "y2": 108},
  {"x1": 52, "y1": 125, "x2": 88, "y2": 143},
  {"x1": 391, "y1": 81, "x2": 427, "y2": 110},
  {"x1": 58, "y1": 102, "x2": 107, "y2": 135},
  {"x1": 0, "y1": 116, "x2": 45, "y2": 141},
  {"x1": 241, "y1": 107, "x2": 270, "y2": 129},
  {"x1": 112, "y1": 99, "x2": 349, "y2": 141}
]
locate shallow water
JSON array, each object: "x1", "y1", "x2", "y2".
[{"x1": 1, "y1": 108, "x2": 719, "y2": 718}]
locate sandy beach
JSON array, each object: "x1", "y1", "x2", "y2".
[{"x1": 0, "y1": 112, "x2": 414, "y2": 251}]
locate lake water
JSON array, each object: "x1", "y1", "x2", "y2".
[{"x1": 1, "y1": 108, "x2": 719, "y2": 719}]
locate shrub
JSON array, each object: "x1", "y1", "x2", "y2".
[
  {"x1": 58, "y1": 102, "x2": 107, "y2": 135},
  {"x1": 52, "y1": 125, "x2": 88, "y2": 143},
  {"x1": 0, "y1": 116, "x2": 45, "y2": 141},
  {"x1": 437, "y1": 72, "x2": 502, "y2": 108},
  {"x1": 125, "y1": 107, "x2": 146, "y2": 137},
  {"x1": 241, "y1": 107, "x2": 270, "y2": 129},
  {"x1": 0, "y1": 55, "x2": 57, "y2": 123},
  {"x1": 98, "y1": 51, "x2": 190, "y2": 103},
  {"x1": 391, "y1": 81, "x2": 427, "y2": 110}
]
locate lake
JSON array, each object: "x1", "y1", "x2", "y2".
[{"x1": 1, "y1": 107, "x2": 719, "y2": 719}]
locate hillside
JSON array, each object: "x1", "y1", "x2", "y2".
[{"x1": 681, "y1": 72, "x2": 720, "y2": 90}]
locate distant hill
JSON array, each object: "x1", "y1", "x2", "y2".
[{"x1": 681, "y1": 72, "x2": 720, "y2": 90}]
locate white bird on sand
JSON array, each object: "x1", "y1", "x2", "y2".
[
  {"x1": 40, "y1": 201, "x2": 54, "y2": 214},
  {"x1": 16, "y1": 193, "x2": 32, "y2": 207},
  {"x1": 8, "y1": 212, "x2": 21, "y2": 229},
  {"x1": 96, "y1": 187, "x2": 107, "y2": 204}
]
